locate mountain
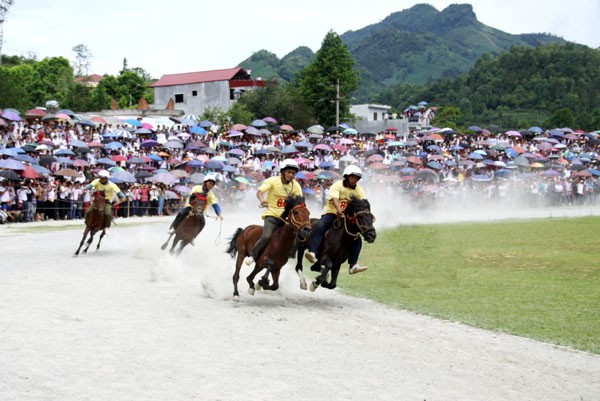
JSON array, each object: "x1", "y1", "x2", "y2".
[{"x1": 238, "y1": 3, "x2": 566, "y2": 100}]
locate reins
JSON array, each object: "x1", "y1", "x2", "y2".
[
  {"x1": 277, "y1": 203, "x2": 311, "y2": 242},
  {"x1": 339, "y1": 210, "x2": 375, "y2": 238}
]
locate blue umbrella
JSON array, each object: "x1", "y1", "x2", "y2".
[
  {"x1": 15, "y1": 154, "x2": 37, "y2": 163},
  {"x1": 198, "y1": 120, "x2": 213, "y2": 128},
  {"x1": 96, "y1": 157, "x2": 117, "y2": 166},
  {"x1": 55, "y1": 148, "x2": 76, "y2": 156},
  {"x1": 105, "y1": 141, "x2": 124, "y2": 150},
  {"x1": 0, "y1": 148, "x2": 21, "y2": 157},
  {"x1": 187, "y1": 160, "x2": 204, "y2": 167},
  {"x1": 190, "y1": 126, "x2": 207, "y2": 135},
  {"x1": 31, "y1": 164, "x2": 51, "y2": 174},
  {"x1": 204, "y1": 160, "x2": 224, "y2": 170},
  {"x1": 0, "y1": 159, "x2": 25, "y2": 170},
  {"x1": 123, "y1": 118, "x2": 142, "y2": 127},
  {"x1": 56, "y1": 157, "x2": 74, "y2": 165},
  {"x1": 250, "y1": 119, "x2": 267, "y2": 127},
  {"x1": 302, "y1": 187, "x2": 315, "y2": 195}
]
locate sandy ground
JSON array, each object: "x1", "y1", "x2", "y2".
[{"x1": 0, "y1": 203, "x2": 599, "y2": 401}]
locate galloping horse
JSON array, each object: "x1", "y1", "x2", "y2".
[
  {"x1": 225, "y1": 195, "x2": 311, "y2": 301},
  {"x1": 294, "y1": 197, "x2": 376, "y2": 291},
  {"x1": 74, "y1": 190, "x2": 108, "y2": 257},
  {"x1": 161, "y1": 193, "x2": 207, "y2": 256}
]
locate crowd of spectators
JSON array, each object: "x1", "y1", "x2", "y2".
[{"x1": 0, "y1": 108, "x2": 599, "y2": 225}]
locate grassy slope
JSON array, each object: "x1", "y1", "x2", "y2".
[{"x1": 340, "y1": 217, "x2": 600, "y2": 354}]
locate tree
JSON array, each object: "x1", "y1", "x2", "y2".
[
  {"x1": 0, "y1": 0, "x2": 15, "y2": 66},
  {"x1": 296, "y1": 30, "x2": 359, "y2": 126},
  {"x1": 72, "y1": 44, "x2": 92, "y2": 77}
]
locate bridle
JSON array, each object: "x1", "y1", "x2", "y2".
[
  {"x1": 280, "y1": 203, "x2": 311, "y2": 242},
  {"x1": 340, "y1": 209, "x2": 376, "y2": 238}
]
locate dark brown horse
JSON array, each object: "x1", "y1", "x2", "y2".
[
  {"x1": 225, "y1": 195, "x2": 311, "y2": 301},
  {"x1": 161, "y1": 193, "x2": 207, "y2": 256},
  {"x1": 74, "y1": 190, "x2": 108, "y2": 257},
  {"x1": 294, "y1": 197, "x2": 376, "y2": 291}
]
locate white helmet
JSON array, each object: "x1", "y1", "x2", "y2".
[
  {"x1": 98, "y1": 170, "x2": 110, "y2": 178},
  {"x1": 203, "y1": 173, "x2": 217, "y2": 184},
  {"x1": 343, "y1": 165, "x2": 362, "y2": 178},
  {"x1": 280, "y1": 158, "x2": 299, "y2": 172}
]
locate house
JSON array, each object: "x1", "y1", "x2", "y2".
[
  {"x1": 350, "y1": 104, "x2": 391, "y2": 121},
  {"x1": 149, "y1": 67, "x2": 265, "y2": 116},
  {"x1": 74, "y1": 74, "x2": 103, "y2": 88}
]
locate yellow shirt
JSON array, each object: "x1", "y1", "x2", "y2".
[
  {"x1": 257, "y1": 176, "x2": 303, "y2": 219},
  {"x1": 322, "y1": 179, "x2": 366, "y2": 215},
  {"x1": 88, "y1": 179, "x2": 122, "y2": 201},
  {"x1": 185, "y1": 185, "x2": 217, "y2": 212}
]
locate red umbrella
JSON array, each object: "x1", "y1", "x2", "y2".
[
  {"x1": 20, "y1": 165, "x2": 40, "y2": 179},
  {"x1": 111, "y1": 155, "x2": 127, "y2": 162}
]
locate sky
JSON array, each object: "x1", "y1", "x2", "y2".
[{"x1": 2, "y1": 0, "x2": 599, "y2": 79}]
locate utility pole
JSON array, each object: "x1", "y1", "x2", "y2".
[{"x1": 335, "y1": 79, "x2": 340, "y2": 127}]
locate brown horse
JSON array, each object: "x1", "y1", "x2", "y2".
[
  {"x1": 74, "y1": 190, "x2": 108, "y2": 257},
  {"x1": 225, "y1": 195, "x2": 311, "y2": 301},
  {"x1": 294, "y1": 197, "x2": 376, "y2": 291},
  {"x1": 161, "y1": 193, "x2": 207, "y2": 256}
]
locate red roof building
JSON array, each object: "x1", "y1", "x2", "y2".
[{"x1": 150, "y1": 67, "x2": 264, "y2": 116}]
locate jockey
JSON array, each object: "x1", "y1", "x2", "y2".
[
  {"x1": 305, "y1": 165, "x2": 369, "y2": 274},
  {"x1": 83, "y1": 170, "x2": 126, "y2": 233},
  {"x1": 167, "y1": 173, "x2": 223, "y2": 244},
  {"x1": 244, "y1": 158, "x2": 303, "y2": 265}
]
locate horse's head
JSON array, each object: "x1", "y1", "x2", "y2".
[
  {"x1": 93, "y1": 190, "x2": 106, "y2": 209},
  {"x1": 280, "y1": 195, "x2": 311, "y2": 241},
  {"x1": 189, "y1": 192, "x2": 207, "y2": 216},
  {"x1": 344, "y1": 197, "x2": 377, "y2": 243}
]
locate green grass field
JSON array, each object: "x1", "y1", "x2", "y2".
[{"x1": 340, "y1": 217, "x2": 600, "y2": 354}]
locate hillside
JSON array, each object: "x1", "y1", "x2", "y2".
[{"x1": 237, "y1": 3, "x2": 565, "y2": 100}]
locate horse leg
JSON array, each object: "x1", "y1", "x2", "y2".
[
  {"x1": 95, "y1": 230, "x2": 105, "y2": 251},
  {"x1": 161, "y1": 233, "x2": 174, "y2": 250},
  {"x1": 169, "y1": 237, "x2": 179, "y2": 255},
  {"x1": 233, "y1": 254, "x2": 244, "y2": 301},
  {"x1": 246, "y1": 263, "x2": 264, "y2": 296},
  {"x1": 295, "y1": 247, "x2": 307, "y2": 290},
  {"x1": 74, "y1": 229, "x2": 90, "y2": 257},
  {"x1": 266, "y1": 267, "x2": 280, "y2": 292},
  {"x1": 83, "y1": 231, "x2": 95, "y2": 254},
  {"x1": 257, "y1": 263, "x2": 272, "y2": 290},
  {"x1": 176, "y1": 241, "x2": 188, "y2": 256},
  {"x1": 310, "y1": 259, "x2": 333, "y2": 292},
  {"x1": 323, "y1": 265, "x2": 341, "y2": 290}
]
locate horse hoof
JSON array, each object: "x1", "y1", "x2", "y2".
[
  {"x1": 160, "y1": 244, "x2": 167, "y2": 250},
  {"x1": 248, "y1": 288, "x2": 255, "y2": 296},
  {"x1": 300, "y1": 281, "x2": 307, "y2": 290},
  {"x1": 309, "y1": 282, "x2": 318, "y2": 292},
  {"x1": 233, "y1": 295, "x2": 240, "y2": 302}
]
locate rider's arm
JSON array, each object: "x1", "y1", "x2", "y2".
[
  {"x1": 212, "y1": 203, "x2": 222, "y2": 218},
  {"x1": 256, "y1": 189, "x2": 268, "y2": 208},
  {"x1": 331, "y1": 197, "x2": 343, "y2": 215},
  {"x1": 117, "y1": 191, "x2": 126, "y2": 199}
]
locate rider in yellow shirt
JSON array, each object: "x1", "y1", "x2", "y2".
[
  {"x1": 305, "y1": 165, "x2": 368, "y2": 274},
  {"x1": 167, "y1": 173, "x2": 223, "y2": 244},
  {"x1": 83, "y1": 170, "x2": 126, "y2": 233},
  {"x1": 244, "y1": 159, "x2": 303, "y2": 265}
]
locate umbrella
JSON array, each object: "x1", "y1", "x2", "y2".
[
  {"x1": 96, "y1": 157, "x2": 117, "y2": 167},
  {"x1": 1, "y1": 110, "x2": 21, "y2": 121},
  {"x1": 173, "y1": 185, "x2": 191, "y2": 195},
  {"x1": 140, "y1": 139, "x2": 160, "y2": 148},
  {"x1": 134, "y1": 171, "x2": 153, "y2": 179},
  {"x1": 189, "y1": 173, "x2": 205, "y2": 184},
  {"x1": 205, "y1": 160, "x2": 224, "y2": 170},
  {"x1": 198, "y1": 120, "x2": 213, "y2": 128},
  {"x1": 123, "y1": 118, "x2": 142, "y2": 127},
  {"x1": 20, "y1": 165, "x2": 40, "y2": 179},
  {"x1": 415, "y1": 168, "x2": 439, "y2": 182},
  {"x1": 111, "y1": 171, "x2": 136, "y2": 183},
  {"x1": 54, "y1": 168, "x2": 81, "y2": 177},
  {"x1": 151, "y1": 172, "x2": 177, "y2": 185},
  {"x1": 279, "y1": 124, "x2": 294, "y2": 131},
  {"x1": 0, "y1": 169, "x2": 20, "y2": 180},
  {"x1": 55, "y1": 148, "x2": 76, "y2": 156},
  {"x1": 105, "y1": 141, "x2": 124, "y2": 150},
  {"x1": 250, "y1": 119, "x2": 267, "y2": 127},
  {"x1": 343, "y1": 128, "x2": 358, "y2": 135},
  {"x1": 190, "y1": 126, "x2": 207, "y2": 135},
  {"x1": 234, "y1": 176, "x2": 250, "y2": 184},
  {"x1": 0, "y1": 159, "x2": 25, "y2": 170}
]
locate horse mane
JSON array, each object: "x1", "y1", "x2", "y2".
[
  {"x1": 280, "y1": 195, "x2": 306, "y2": 221},
  {"x1": 344, "y1": 196, "x2": 370, "y2": 215}
]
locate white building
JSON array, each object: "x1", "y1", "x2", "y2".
[{"x1": 150, "y1": 67, "x2": 265, "y2": 116}]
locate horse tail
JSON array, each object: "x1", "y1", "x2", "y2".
[{"x1": 225, "y1": 227, "x2": 244, "y2": 258}]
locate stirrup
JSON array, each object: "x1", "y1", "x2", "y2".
[
  {"x1": 305, "y1": 251, "x2": 317, "y2": 264},
  {"x1": 349, "y1": 264, "x2": 368, "y2": 275}
]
